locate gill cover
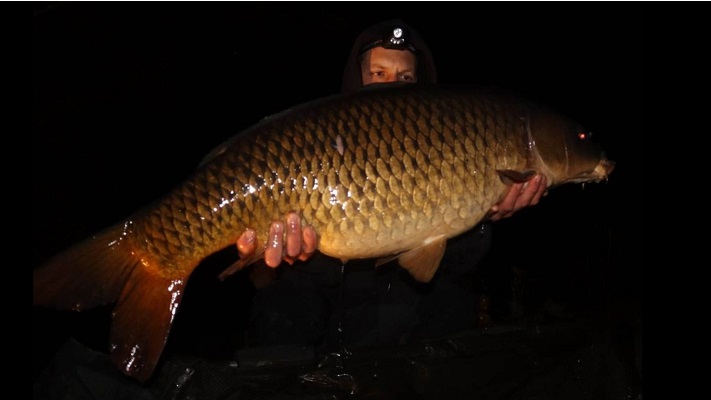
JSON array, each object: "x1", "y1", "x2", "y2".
[{"x1": 529, "y1": 107, "x2": 607, "y2": 185}]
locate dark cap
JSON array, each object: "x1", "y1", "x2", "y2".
[{"x1": 357, "y1": 26, "x2": 418, "y2": 58}]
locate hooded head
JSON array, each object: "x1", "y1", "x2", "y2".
[{"x1": 341, "y1": 19, "x2": 438, "y2": 93}]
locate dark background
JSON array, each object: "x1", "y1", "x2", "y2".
[{"x1": 33, "y1": 2, "x2": 641, "y2": 383}]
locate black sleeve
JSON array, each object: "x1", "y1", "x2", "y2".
[{"x1": 439, "y1": 222, "x2": 493, "y2": 278}]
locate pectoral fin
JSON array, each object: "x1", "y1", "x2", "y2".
[
  {"x1": 395, "y1": 235, "x2": 447, "y2": 283},
  {"x1": 496, "y1": 169, "x2": 538, "y2": 185}
]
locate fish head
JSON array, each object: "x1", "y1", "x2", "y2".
[{"x1": 530, "y1": 109, "x2": 615, "y2": 187}]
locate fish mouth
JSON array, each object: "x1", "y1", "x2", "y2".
[
  {"x1": 565, "y1": 157, "x2": 615, "y2": 185},
  {"x1": 580, "y1": 158, "x2": 615, "y2": 184},
  {"x1": 594, "y1": 157, "x2": 615, "y2": 181}
]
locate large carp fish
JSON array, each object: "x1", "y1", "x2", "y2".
[{"x1": 33, "y1": 84, "x2": 614, "y2": 382}]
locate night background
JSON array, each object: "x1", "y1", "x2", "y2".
[{"x1": 33, "y1": 3, "x2": 642, "y2": 399}]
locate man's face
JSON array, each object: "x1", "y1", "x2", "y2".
[{"x1": 360, "y1": 46, "x2": 417, "y2": 86}]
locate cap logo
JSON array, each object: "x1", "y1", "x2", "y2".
[
  {"x1": 358, "y1": 26, "x2": 417, "y2": 58},
  {"x1": 390, "y1": 28, "x2": 404, "y2": 45}
]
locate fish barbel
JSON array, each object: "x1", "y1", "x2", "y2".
[{"x1": 33, "y1": 84, "x2": 614, "y2": 382}]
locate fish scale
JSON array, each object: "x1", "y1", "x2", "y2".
[
  {"x1": 34, "y1": 84, "x2": 614, "y2": 382},
  {"x1": 143, "y1": 88, "x2": 473, "y2": 262}
]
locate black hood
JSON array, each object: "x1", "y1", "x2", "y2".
[{"x1": 341, "y1": 19, "x2": 438, "y2": 94}]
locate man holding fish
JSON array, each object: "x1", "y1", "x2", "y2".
[
  {"x1": 239, "y1": 19, "x2": 547, "y2": 350},
  {"x1": 35, "y1": 17, "x2": 615, "y2": 384}
]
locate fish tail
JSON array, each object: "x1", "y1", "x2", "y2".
[
  {"x1": 110, "y1": 258, "x2": 186, "y2": 382},
  {"x1": 33, "y1": 224, "x2": 137, "y2": 310},
  {"x1": 33, "y1": 222, "x2": 188, "y2": 382}
]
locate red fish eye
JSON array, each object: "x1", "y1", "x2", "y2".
[{"x1": 578, "y1": 132, "x2": 587, "y2": 140}]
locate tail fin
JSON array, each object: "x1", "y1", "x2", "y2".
[
  {"x1": 109, "y1": 261, "x2": 186, "y2": 382},
  {"x1": 33, "y1": 224, "x2": 136, "y2": 311},
  {"x1": 33, "y1": 222, "x2": 188, "y2": 382}
]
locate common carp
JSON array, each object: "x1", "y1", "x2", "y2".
[{"x1": 33, "y1": 84, "x2": 614, "y2": 382}]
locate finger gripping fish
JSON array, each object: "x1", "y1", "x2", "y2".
[{"x1": 33, "y1": 84, "x2": 614, "y2": 382}]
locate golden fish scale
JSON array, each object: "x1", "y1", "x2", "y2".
[{"x1": 131, "y1": 89, "x2": 530, "y2": 275}]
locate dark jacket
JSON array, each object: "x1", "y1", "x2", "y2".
[
  {"x1": 249, "y1": 20, "x2": 490, "y2": 350},
  {"x1": 342, "y1": 19, "x2": 491, "y2": 279},
  {"x1": 341, "y1": 19, "x2": 438, "y2": 94}
]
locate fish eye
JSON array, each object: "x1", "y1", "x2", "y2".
[{"x1": 578, "y1": 131, "x2": 592, "y2": 140}]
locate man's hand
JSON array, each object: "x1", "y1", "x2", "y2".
[
  {"x1": 487, "y1": 174, "x2": 547, "y2": 222},
  {"x1": 236, "y1": 211, "x2": 318, "y2": 268}
]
